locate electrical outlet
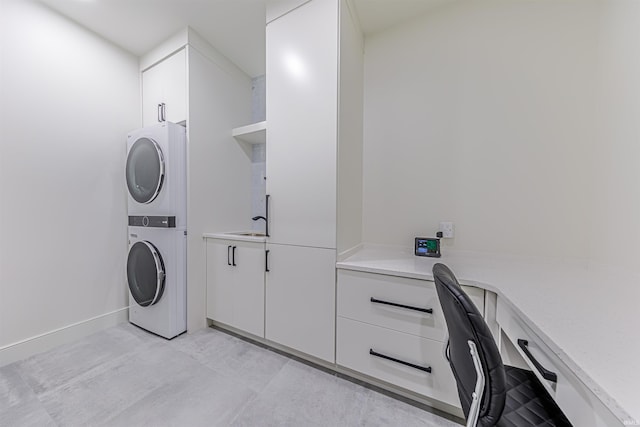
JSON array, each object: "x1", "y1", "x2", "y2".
[{"x1": 439, "y1": 222, "x2": 454, "y2": 239}]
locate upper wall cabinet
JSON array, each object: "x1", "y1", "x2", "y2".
[{"x1": 142, "y1": 49, "x2": 187, "y2": 127}]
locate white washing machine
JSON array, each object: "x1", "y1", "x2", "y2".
[
  {"x1": 126, "y1": 122, "x2": 186, "y2": 228},
  {"x1": 127, "y1": 225, "x2": 186, "y2": 339}
]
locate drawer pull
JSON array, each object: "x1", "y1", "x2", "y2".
[
  {"x1": 370, "y1": 297, "x2": 433, "y2": 314},
  {"x1": 517, "y1": 339, "x2": 558, "y2": 383},
  {"x1": 369, "y1": 349, "x2": 432, "y2": 373}
]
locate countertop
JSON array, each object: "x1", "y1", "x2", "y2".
[{"x1": 337, "y1": 245, "x2": 639, "y2": 424}]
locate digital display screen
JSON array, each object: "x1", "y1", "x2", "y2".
[{"x1": 415, "y1": 237, "x2": 441, "y2": 257}]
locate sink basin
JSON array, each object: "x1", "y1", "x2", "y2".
[{"x1": 226, "y1": 231, "x2": 266, "y2": 237}]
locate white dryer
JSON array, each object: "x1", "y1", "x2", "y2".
[
  {"x1": 126, "y1": 122, "x2": 186, "y2": 228},
  {"x1": 127, "y1": 225, "x2": 186, "y2": 339}
]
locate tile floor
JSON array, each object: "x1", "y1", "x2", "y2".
[{"x1": 0, "y1": 324, "x2": 462, "y2": 426}]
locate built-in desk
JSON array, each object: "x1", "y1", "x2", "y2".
[{"x1": 337, "y1": 245, "x2": 639, "y2": 426}]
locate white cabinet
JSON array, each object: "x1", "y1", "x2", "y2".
[
  {"x1": 266, "y1": 0, "x2": 338, "y2": 249},
  {"x1": 206, "y1": 238, "x2": 265, "y2": 338},
  {"x1": 337, "y1": 270, "x2": 484, "y2": 342},
  {"x1": 337, "y1": 317, "x2": 460, "y2": 407},
  {"x1": 262, "y1": 0, "x2": 363, "y2": 363},
  {"x1": 142, "y1": 49, "x2": 187, "y2": 127},
  {"x1": 336, "y1": 269, "x2": 484, "y2": 408},
  {"x1": 265, "y1": 244, "x2": 336, "y2": 362}
]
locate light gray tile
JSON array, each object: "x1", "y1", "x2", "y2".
[
  {"x1": 0, "y1": 399, "x2": 57, "y2": 427},
  {"x1": 0, "y1": 365, "x2": 56, "y2": 426},
  {"x1": 170, "y1": 328, "x2": 288, "y2": 393},
  {"x1": 251, "y1": 75, "x2": 266, "y2": 124},
  {"x1": 167, "y1": 327, "x2": 242, "y2": 362},
  {"x1": 102, "y1": 365, "x2": 255, "y2": 427},
  {"x1": 358, "y1": 390, "x2": 461, "y2": 427},
  {"x1": 16, "y1": 323, "x2": 161, "y2": 396},
  {"x1": 38, "y1": 341, "x2": 201, "y2": 426},
  {"x1": 230, "y1": 360, "x2": 369, "y2": 427},
  {"x1": 2, "y1": 324, "x2": 460, "y2": 427},
  {"x1": 0, "y1": 365, "x2": 33, "y2": 411}
]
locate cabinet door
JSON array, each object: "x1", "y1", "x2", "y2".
[
  {"x1": 232, "y1": 242, "x2": 266, "y2": 337},
  {"x1": 160, "y1": 49, "x2": 187, "y2": 124},
  {"x1": 142, "y1": 60, "x2": 164, "y2": 127},
  {"x1": 266, "y1": 0, "x2": 338, "y2": 249},
  {"x1": 265, "y1": 244, "x2": 336, "y2": 362},
  {"x1": 142, "y1": 49, "x2": 187, "y2": 127},
  {"x1": 206, "y1": 239, "x2": 235, "y2": 325}
]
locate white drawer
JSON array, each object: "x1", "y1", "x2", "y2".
[
  {"x1": 337, "y1": 270, "x2": 484, "y2": 342},
  {"x1": 497, "y1": 298, "x2": 563, "y2": 397},
  {"x1": 336, "y1": 316, "x2": 460, "y2": 408}
]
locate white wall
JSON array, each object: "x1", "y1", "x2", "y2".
[
  {"x1": 337, "y1": 0, "x2": 364, "y2": 255},
  {"x1": 186, "y1": 45, "x2": 252, "y2": 332},
  {"x1": 0, "y1": 0, "x2": 139, "y2": 362},
  {"x1": 362, "y1": 0, "x2": 599, "y2": 259},
  {"x1": 591, "y1": 1, "x2": 640, "y2": 272}
]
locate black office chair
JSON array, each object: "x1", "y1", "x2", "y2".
[{"x1": 432, "y1": 263, "x2": 572, "y2": 427}]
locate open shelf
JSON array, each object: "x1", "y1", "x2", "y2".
[{"x1": 232, "y1": 121, "x2": 266, "y2": 144}]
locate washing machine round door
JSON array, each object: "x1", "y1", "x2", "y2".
[
  {"x1": 127, "y1": 241, "x2": 165, "y2": 307},
  {"x1": 126, "y1": 137, "x2": 165, "y2": 204}
]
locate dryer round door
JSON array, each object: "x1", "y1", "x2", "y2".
[
  {"x1": 126, "y1": 137, "x2": 165, "y2": 204},
  {"x1": 127, "y1": 241, "x2": 166, "y2": 307}
]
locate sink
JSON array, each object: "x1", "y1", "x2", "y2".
[{"x1": 226, "y1": 231, "x2": 266, "y2": 237}]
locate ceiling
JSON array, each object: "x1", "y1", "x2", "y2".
[{"x1": 38, "y1": 0, "x2": 455, "y2": 78}]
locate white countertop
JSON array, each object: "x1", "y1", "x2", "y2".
[{"x1": 337, "y1": 245, "x2": 640, "y2": 424}]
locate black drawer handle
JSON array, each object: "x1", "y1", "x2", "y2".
[
  {"x1": 227, "y1": 245, "x2": 232, "y2": 266},
  {"x1": 517, "y1": 339, "x2": 558, "y2": 382},
  {"x1": 369, "y1": 349, "x2": 431, "y2": 373},
  {"x1": 370, "y1": 297, "x2": 433, "y2": 314},
  {"x1": 232, "y1": 246, "x2": 237, "y2": 266},
  {"x1": 265, "y1": 249, "x2": 270, "y2": 272}
]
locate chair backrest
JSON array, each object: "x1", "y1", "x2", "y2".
[{"x1": 433, "y1": 263, "x2": 506, "y2": 427}]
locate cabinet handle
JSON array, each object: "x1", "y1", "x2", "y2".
[
  {"x1": 227, "y1": 246, "x2": 232, "y2": 266},
  {"x1": 157, "y1": 103, "x2": 163, "y2": 123},
  {"x1": 517, "y1": 339, "x2": 558, "y2": 382},
  {"x1": 265, "y1": 250, "x2": 270, "y2": 272},
  {"x1": 370, "y1": 297, "x2": 433, "y2": 314},
  {"x1": 265, "y1": 194, "x2": 270, "y2": 237},
  {"x1": 232, "y1": 246, "x2": 237, "y2": 266},
  {"x1": 369, "y1": 349, "x2": 431, "y2": 373},
  {"x1": 161, "y1": 103, "x2": 166, "y2": 121}
]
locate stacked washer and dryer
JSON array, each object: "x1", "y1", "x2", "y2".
[{"x1": 125, "y1": 122, "x2": 187, "y2": 339}]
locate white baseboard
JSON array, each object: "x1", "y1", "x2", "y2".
[{"x1": 0, "y1": 307, "x2": 129, "y2": 367}]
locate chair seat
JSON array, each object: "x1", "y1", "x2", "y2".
[{"x1": 496, "y1": 366, "x2": 572, "y2": 427}]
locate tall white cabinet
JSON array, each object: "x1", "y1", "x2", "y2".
[
  {"x1": 264, "y1": 0, "x2": 363, "y2": 363},
  {"x1": 266, "y1": 0, "x2": 338, "y2": 249}
]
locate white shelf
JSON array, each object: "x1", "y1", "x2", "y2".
[{"x1": 232, "y1": 121, "x2": 266, "y2": 144}]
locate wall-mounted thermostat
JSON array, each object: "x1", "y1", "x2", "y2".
[{"x1": 415, "y1": 237, "x2": 441, "y2": 258}]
